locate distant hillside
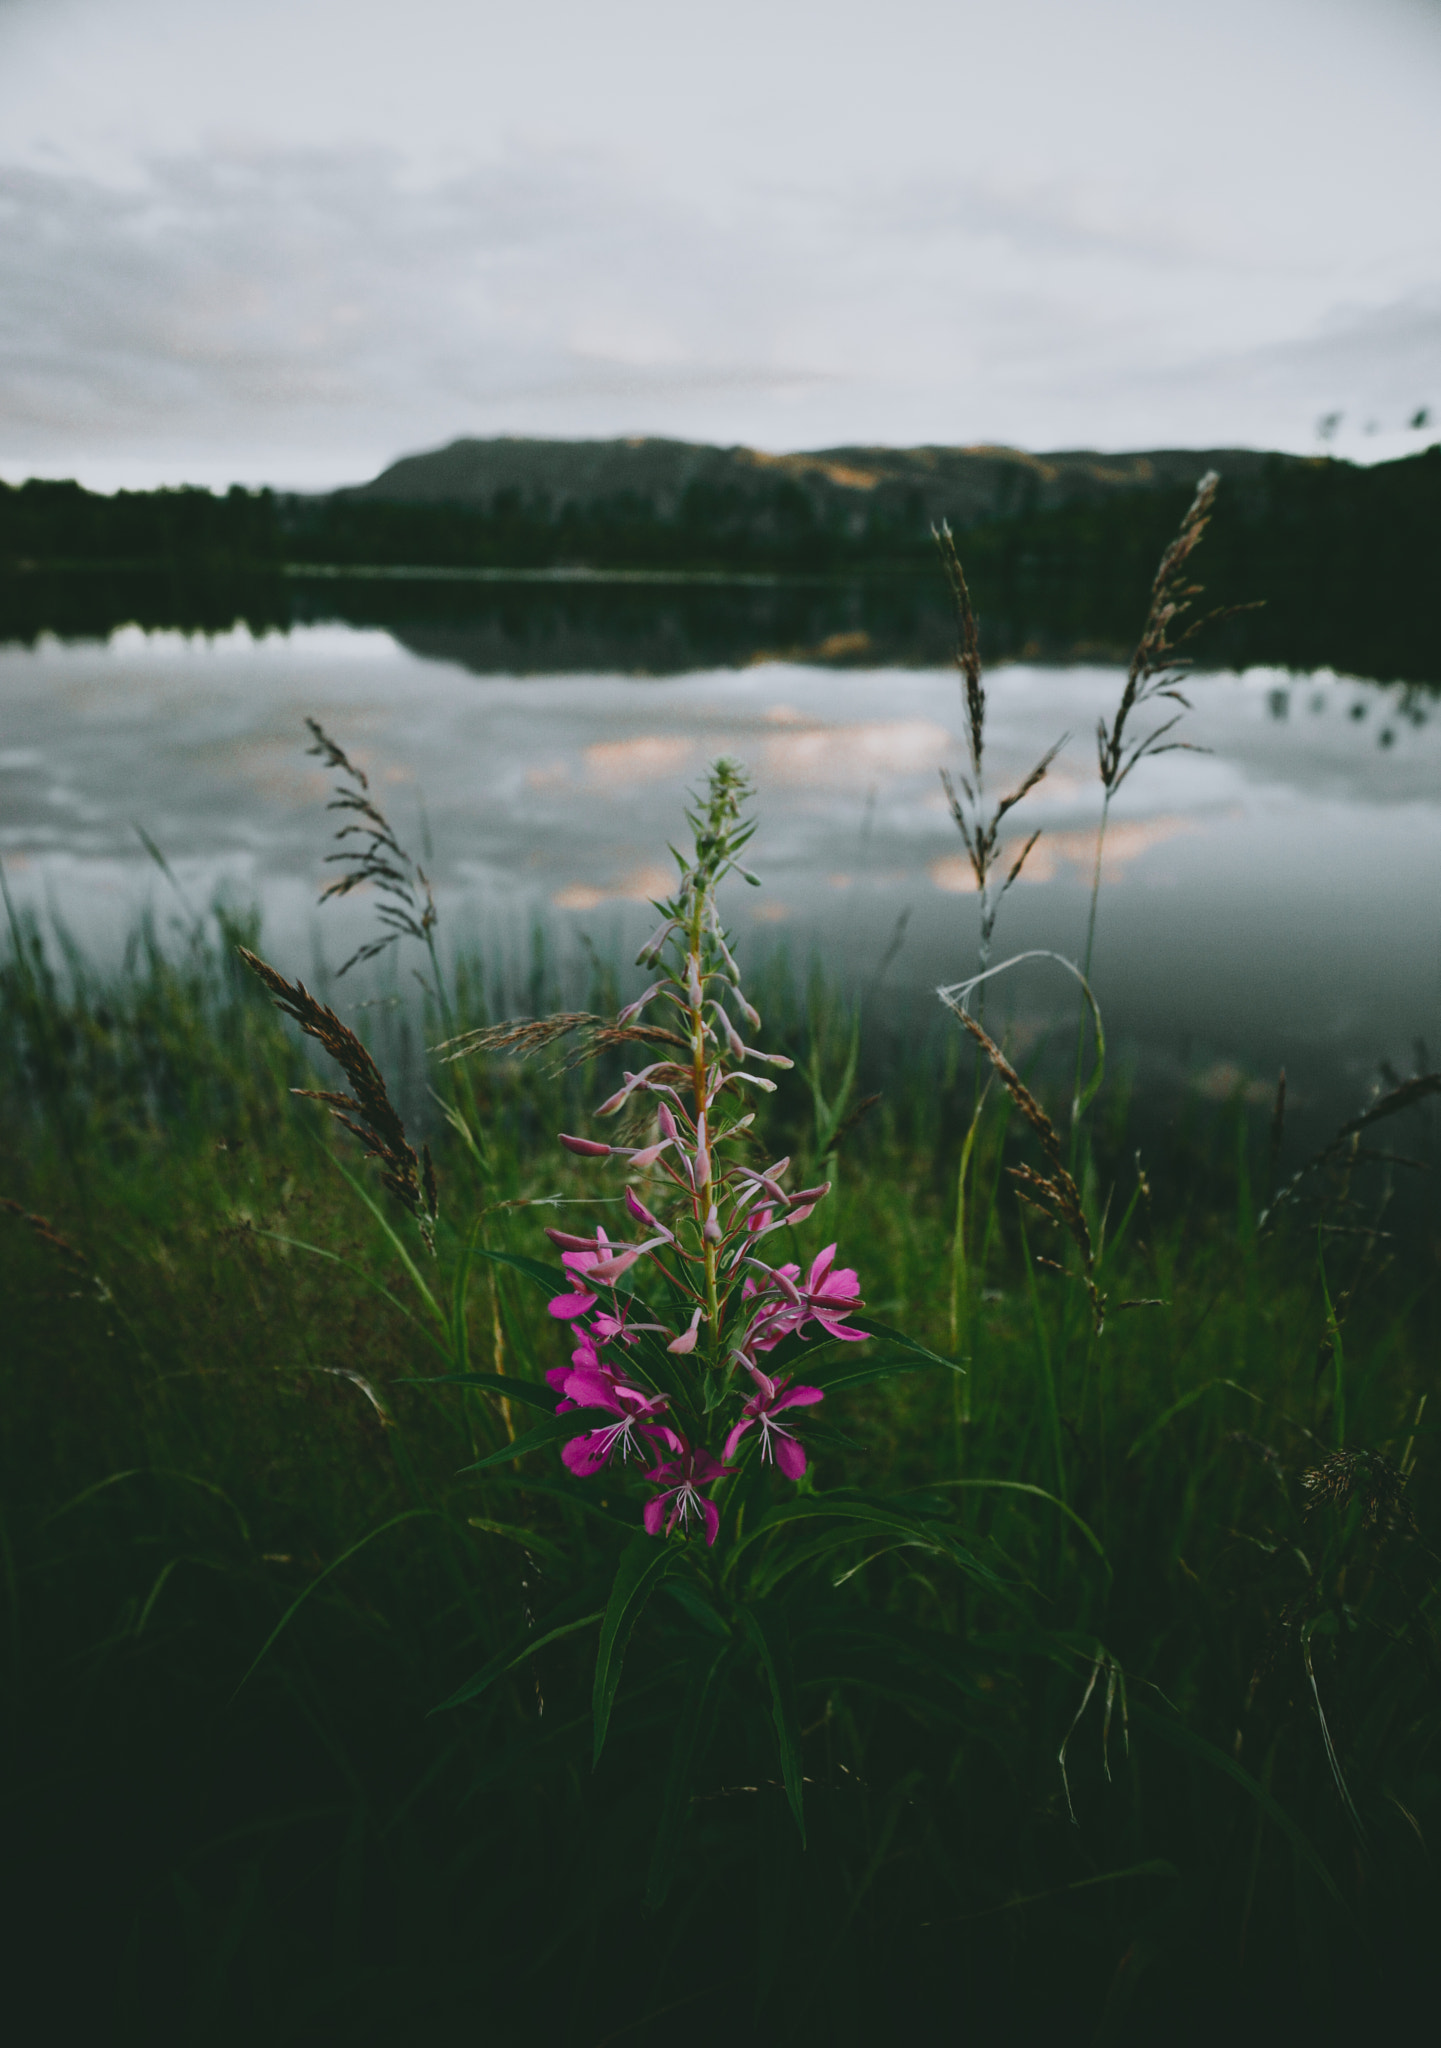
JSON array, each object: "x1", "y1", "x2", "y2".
[
  {"x1": 277, "y1": 433, "x2": 1324, "y2": 580},
  {"x1": 337, "y1": 433, "x2": 1293, "y2": 532}
]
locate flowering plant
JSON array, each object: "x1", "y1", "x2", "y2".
[
  {"x1": 525, "y1": 760, "x2": 870, "y2": 1543},
  {"x1": 249, "y1": 753, "x2": 971, "y2": 1875}
]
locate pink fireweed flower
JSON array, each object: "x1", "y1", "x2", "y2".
[
  {"x1": 722, "y1": 1364, "x2": 825, "y2": 1480},
  {"x1": 643, "y1": 1442, "x2": 736, "y2": 1545},
  {"x1": 559, "y1": 1369, "x2": 678, "y2": 1478},
  {"x1": 547, "y1": 1235, "x2": 614, "y2": 1321},
  {"x1": 546, "y1": 1322, "x2": 605, "y2": 1397},
  {"x1": 745, "y1": 1245, "x2": 867, "y2": 1350}
]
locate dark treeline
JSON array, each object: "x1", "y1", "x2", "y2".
[
  {"x1": 0, "y1": 477, "x2": 279, "y2": 566},
  {"x1": 3, "y1": 446, "x2": 1438, "y2": 682}
]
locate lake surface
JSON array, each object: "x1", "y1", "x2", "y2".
[{"x1": 3, "y1": 619, "x2": 1438, "y2": 1136}]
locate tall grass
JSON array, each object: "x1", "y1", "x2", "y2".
[{"x1": 3, "y1": 513, "x2": 1439, "y2": 2041}]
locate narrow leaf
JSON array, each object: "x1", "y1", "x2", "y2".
[
  {"x1": 433, "y1": 1609, "x2": 604, "y2": 1713},
  {"x1": 593, "y1": 1535, "x2": 675, "y2": 1764},
  {"x1": 459, "y1": 1406, "x2": 611, "y2": 1473},
  {"x1": 232, "y1": 1508, "x2": 439, "y2": 1699},
  {"x1": 404, "y1": 1371, "x2": 556, "y2": 1412},
  {"x1": 740, "y1": 1604, "x2": 806, "y2": 1844},
  {"x1": 644, "y1": 1644, "x2": 732, "y2": 1911}
]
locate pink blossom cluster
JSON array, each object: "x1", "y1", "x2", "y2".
[
  {"x1": 538, "y1": 762, "x2": 867, "y2": 1542},
  {"x1": 545, "y1": 1225, "x2": 864, "y2": 1542}
]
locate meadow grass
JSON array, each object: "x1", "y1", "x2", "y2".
[{"x1": 2, "y1": 887, "x2": 1437, "y2": 2046}]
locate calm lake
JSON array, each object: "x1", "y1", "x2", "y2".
[{"x1": 3, "y1": 611, "x2": 1438, "y2": 1141}]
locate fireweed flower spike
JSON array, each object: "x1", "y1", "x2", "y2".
[{"x1": 526, "y1": 760, "x2": 866, "y2": 1541}]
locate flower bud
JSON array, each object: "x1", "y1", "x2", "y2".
[
  {"x1": 559, "y1": 1133, "x2": 611, "y2": 1157},
  {"x1": 667, "y1": 1308, "x2": 704, "y2": 1355}
]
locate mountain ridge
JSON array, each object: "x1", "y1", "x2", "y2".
[{"x1": 340, "y1": 433, "x2": 1307, "y2": 530}]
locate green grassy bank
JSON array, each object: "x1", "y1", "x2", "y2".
[{"x1": 2, "y1": 889, "x2": 1437, "y2": 2045}]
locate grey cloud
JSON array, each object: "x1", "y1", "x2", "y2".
[{"x1": 0, "y1": 143, "x2": 1435, "y2": 489}]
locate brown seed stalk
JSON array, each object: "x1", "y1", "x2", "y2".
[{"x1": 237, "y1": 947, "x2": 437, "y2": 1238}]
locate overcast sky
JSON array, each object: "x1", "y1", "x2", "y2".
[{"x1": 1, "y1": 0, "x2": 1438, "y2": 489}]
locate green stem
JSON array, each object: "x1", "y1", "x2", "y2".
[{"x1": 1070, "y1": 794, "x2": 1111, "y2": 1161}]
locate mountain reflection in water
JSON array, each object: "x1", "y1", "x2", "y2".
[{"x1": 1, "y1": 615, "x2": 1437, "y2": 1145}]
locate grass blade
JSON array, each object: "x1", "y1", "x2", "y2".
[
  {"x1": 593, "y1": 1534, "x2": 675, "y2": 1765},
  {"x1": 740, "y1": 1603, "x2": 806, "y2": 1844},
  {"x1": 644, "y1": 1643, "x2": 732, "y2": 1911}
]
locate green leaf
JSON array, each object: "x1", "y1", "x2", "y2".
[
  {"x1": 843, "y1": 1318, "x2": 964, "y2": 1373},
  {"x1": 813, "y1": 1351, "x2": 965, "y2": 1397},
  {"x1": 433, "y1": 1609, "x2": 604, "y2": 1713},
  {"x1": 661, "y1": 1576, "x2": 733, "y2": 1639},
  {"x1": 1130, "y1": 1702, "x2": 1353, "y2": 1921},
  {"x1": 42, "y1": 1465, "x2": 253, "y2": 1544},
  {"x1": 251, "y1": 1229, "x2": 452, "y2": 1365},
  {"x1": 484, "y1": 1475, "x2": 641, "y2": 1533},
  {"x1": 740, "y1": 1604, "x2": 806, "y2": 1844},
  {"x1": 593, "y1": 1535, "x2": 676, "y2": 1764},
  {"x1": 404, "y1": 1371, "x2": 557, "y2": 1413},
  {"x1": 924, "y1": 1859, "x2": 1179, "y2": 1927},
  {"x1": 734, "y1": 1495, "x2": 1011, "y2": 1602},
  {"x1": 473, "y1": 1243, "x2": 573, "y2": 1294},
  {"x1": 322, "y1": 1145, "x2": 446, "y2": 1329},
  {"x1": 1125, "y1": 1377, "x2": 1261, "y2": 1461},
  {"x1": 927, "y1": 1479, "x2": 1110, "y2": 1570},
  {"x1": 232, "y1": 1508, "x2": 439, "y2": 1699},
  {"x1": 644, "y1": 1644, "x2": 732, "y2": 1912},
  {"x1": 459, "y1": 1406, "x2": 610, "y2": 1474}
]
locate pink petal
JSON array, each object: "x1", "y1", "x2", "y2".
[
  {"x1": 560, "y1": 1368, "x2": 623, "y2": 1412},
  {"x1": 562, "y1": 1430, "x2": 615, "y2": 1477},
  {"x1": 818, "y1": 1267, "x2": 861, "y2": 1303},
  {"x1": 701, "y1": 1499, "x2": 721, "y2": 1545},
  {"x1": 815, "y1": 1314, "x2": 868, "y2": 1342},
  {"x1": 807, "y1": 1245, "x2": 838, "y2": 1292},
  {"x1": 548, "y1": 1291, "x2": 598, "y2": 1320},
  {"x1": 774, "y1": 1434, "x2": 807, "y2": 1482},
  {"x1": 588, "y1": 1248, "x2": 643, "y2": 1284},
  {"x1": 775, "y1": 1383, "x2": 825, "y2": 1411},
  {"x1": 722, "y1": 1416, "x2": 752, "y2": 1462},
  {"x1": 643, "y1": 1496, "x2": 668, "y2": 1537}
]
